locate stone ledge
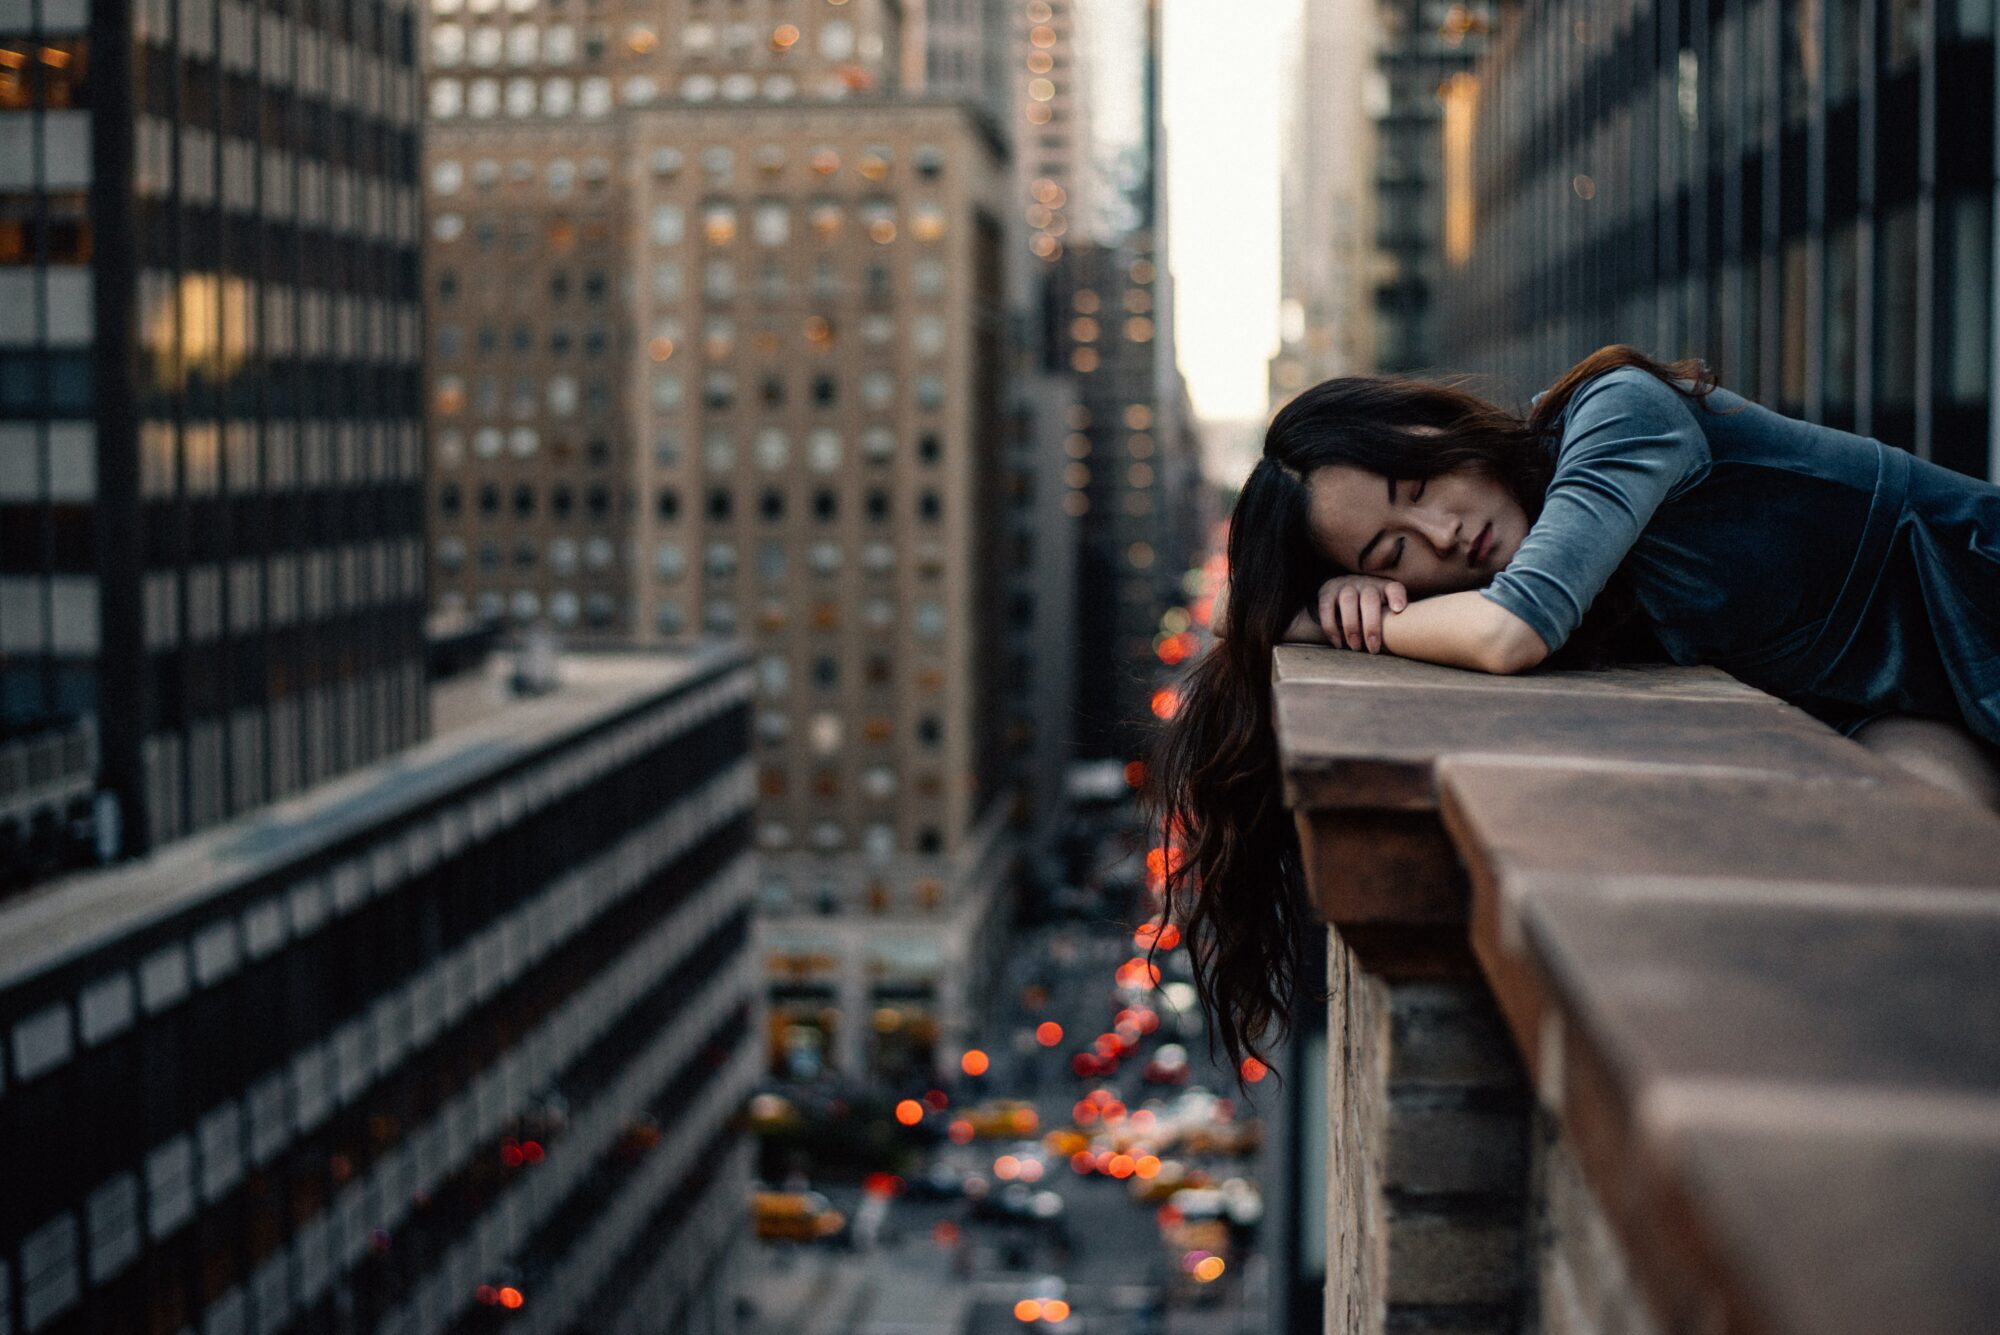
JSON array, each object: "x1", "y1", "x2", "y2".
[{"x1": 1273, "y1": 646, "x2": 2000, "y2": 1335}]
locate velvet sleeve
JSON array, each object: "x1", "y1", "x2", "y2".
[{"x1": 1479, "y1": 367, "x2": 1711, "y2": 652}]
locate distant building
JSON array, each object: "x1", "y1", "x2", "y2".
[
  {"x1": 0, "y1": 0, "x2": 430, "y2": 866},
  {"x1": 1270, "y1": 0, "x2": 1387, "y2": 407},
  {"x1": 1371, "y1": 0, "x2": 1495, "y2": 375},
  {"x1": 420, "y1": 0, "x2": 1018, "y2": 1082},
  {"x1": 1439, "y1": 0, "x2": 1998, "y2": 485},
  {"x1": 0, "y1": 647, "x2": 756, "y2": 1335}
]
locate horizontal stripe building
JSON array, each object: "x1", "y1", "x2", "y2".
[
  {"x1": 0, "y1": 647, "x2": 755, "y2": 1335},
  {"x1": 1438, "y1": 0, "x2": 2000, "y2": 484}
]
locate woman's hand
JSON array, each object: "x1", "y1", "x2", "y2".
[{"x1": 1316, "y1": 575, "x2": 1409, "y2": 652}]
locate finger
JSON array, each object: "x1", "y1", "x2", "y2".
[
  {"x1": 1317, "y1": 589, "x2": 1341, "y2": 643},
  {"x1": 1360, "y1": 589, "x2": 1384, "y2": 652},
  {"x1": 1387, "y1": 582, "x2": 1408, "y2": 614},
  {"x1": 1337, "y1": 587, "x2": 1364, "y2": 650}
]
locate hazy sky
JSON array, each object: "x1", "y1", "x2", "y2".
[{"x1": 1162, "y1": 0, "x2": 1291, "y2": 425}]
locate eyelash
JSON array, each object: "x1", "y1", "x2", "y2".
[{"x1": 1384, "y1": 480, "x2": 1424, "y2": 568}]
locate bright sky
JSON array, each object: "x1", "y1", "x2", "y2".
[{"x1": 1162, "y1": 0, "x2": 1292, "y2": 424}]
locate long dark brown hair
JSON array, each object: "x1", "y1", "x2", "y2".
[{"x1": 1149, "y1": 345, "x2": 1727, "y2": 1082}]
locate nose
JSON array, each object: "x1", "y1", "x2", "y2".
[{"x1": 1412, "y1": 505, "x2": 1461, "y2": 553}]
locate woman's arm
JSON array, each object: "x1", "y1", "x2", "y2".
[{"x1": 1380, "y1": 591, "x2": 1547, "y2": 673}]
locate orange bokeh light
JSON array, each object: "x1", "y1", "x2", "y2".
[
  {"x1": 1015, "y1": 1298, "x2": 1044, "y2": 1321},
  {"x1": 895, "y1": 1098, "x2": 924, "y2": 1125},
  {"x1": 960, "y1": 1049, "x2": 990, "y2": 1077},
  {"x1": 994, "y1": 1154, "x2": 1021, "y2": 1180},
  {"x1": 1135, "y1": 1154, "x2": 1162, "y2": 1179},
  {"x1": 1070, "y1": 1150, "x2": 1095, "y2": 1174},
  {"x1": 1241, "y1": 1056, "x2": 1270, "y2": 1083},
  {"x1": 948, "y1": 1118, "x2": 974, "y2": 1145},
  {"x1": 1194, "y1": 1255, "x2": 1226, "y2": 1282},
  {"x1": 1124, "y1": 760, "x2": 1147, "y2": 787},
  {"x1": 1042, "y1": 1299, "x2": 1072, "y2": 1321},
  {"x1": 498, "y1": 1287, "x2": 525, "y2": 1309},
  {"x1": 1107, "y1": 1153, "x2": 1137, "y2": 1179},
  {"x1": 1150, "y1": 687, "x2": 1180, "y2": 719},
  {"x1": 1036, "y1": 1020, "x2": 1064, "y2": 1047}
]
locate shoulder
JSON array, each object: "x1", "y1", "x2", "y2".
[
  {"x1": 1569, "y1": 365, "x2": 1694, "y2": 415},
  {"x1": 1553, "y1": 366, "x2": 1712, "y2": 487}
]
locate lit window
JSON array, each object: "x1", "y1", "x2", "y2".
[
  {"x1": 470, "y1": 26, "x2": 502, "y2": 65},
  {"x1": 753, "y1": 201, "x2": 789, "y2": 246},
  {"x1": 765, "y1": 74, "x2": 796, "y2": 99},
  {"x1": 759, "y1": 823, "x2": 791, "y2": 849},
  {"x1": 755, "y1": 428, "x2": 789, "y2": 468},
  {"x1": 432, "y1": 213, "x2": 464, "y2": 242},
  {"x1": 626, "y1": 22, "x2": 657, "y2": 51},
  {"x1": 650, "y1": 146, "x2": 683, "y2": 176},
  {"x1": 431, "y1": 24, "x2": 465, "y2": 64},
  {"x1": 436, "y1": 538, "x2": 466, "y2": 572},
  {"x1": 509, "y1": 427, "x2": 538, "y2": 457},
  {"x1": 464, "y1": 76, "x2": 500, "y2": 114},
  {"x1": 704, "y1": 260, "x2": 735, "y2": 300},
  {"x1": 511, "y1": 591, "x2": 540, "y2": 621},
  {"x1": 820, "y1": 19, "x2": 854, "y2": 57},
  {"x1": 861, "y1": 314, "x2": 894, "y2": 345},
  {"x1": 912, "y1": 315, "x2": 944, "y2": 356},
  {"x1": 683, "y1": 22, "x2": 715, "y2": 52},
  {"x1": 430, "y1": 79, "x2": 464, "y2": 117},
  {"x1": 505, "y1": 76, "x2": 537, "y2": 115},
  {"x1": 550, "y1": 539, "x2": 579, "y2": 574},
  {"x1": 579, "y1": 77, "x2": 611, "y2": 115},
  {"x1": 681, "y1": 73, "x2": 717, "y2": 100},
  {"x1": 541, "y1": 77, "x2": 573, "y2": 115},
  {"x1": 549, "y1": 591, "x2": 580, "y2": 626},
  {"x1": 722, "y1": 73, "x2": 755, "y2": 100},
  {"x1": 913, "y1": 259, "x2": 945, "y2": 296},
  {"x1": 810, "y1": 714, "x2": 843, "y2": 754},
  {"x1": 807, "y1": 428, "x2": 841, "y2": 471},
  {"x1": 624, "y1": 76, "x2": 657, "y2": 105},
  {"x1": 430, "y1": 159, "x2": 464, "y2": 194},
  {"x1": 650, "y1": 203, "x2": 684, "y2": 245},
  {"x1": 858, "y1": 145, "x2": 892, "y2": 179},
  {"x1": 544, "y1": 24, "x2": 575, "y2": 61},
  {"x1": 860, "y1": 428, "x2": 893, "y2": 461},
  {"x1": 703, "y1": 430, "x2": 735, "y2": 470},
  {"x1": 862, "y1": 597, "x2": 894, "y2": 627},
  {"x1": 506, "y1": 22, "x2": 536, "y2": 63},
  {"x1": 759, "y1": 655, "x2": 789, "y2": 694},
  {"x1": 809, "y1": 541, "x2": 841, "y2": 574},
  {"x1": 861, "y1": 541, "x2": 894, "y2": 572},
  {"x1": 916, "y1": 602, "x2": 944, "y2": 638},
  {"x1": 585, "y1": 537, "x2": 614, "y2": 568},
  {"x1": 915, "y1": 374, "x2": 945, "y2": 411},
  {"x1": 652, "y1": 262, "x2": 683, "y2": 299},
  {"x1": 547, "y1": 375, "x2": 579, "y2": 415},
  {"x1": 909, "y1": 204, "x2": 946, "y2": 242},
  {"x1": 861, "y1": 371, "x2": 894, "y2": 409},
  {"x1": 808, "y1": 200, "x2": 843, "y2": 240},
  {"x1": 434, "y1": 376, "x2": 466, "y2": 414},
  {"x1": 652, "y1": 374, "x2": 683, "y2": 410},
  {"x1": 703, "y1": 202, "x2": 738, "y2": 245}
]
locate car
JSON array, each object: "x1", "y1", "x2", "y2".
[{"x1": 750, "y1": 1189, "x2": 845, "y2": 1242}]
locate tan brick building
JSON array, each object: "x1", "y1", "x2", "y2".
[{"x1": 422, "y1": 0, "x2": 1016, "y2": 1082}]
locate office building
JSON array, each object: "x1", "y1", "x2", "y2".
[
  {"x1": 1270, "y1": 0, "x2": 1386, "y2": 405},
  {"x1": 0, "y1": 0, "x2": 430, "y2": 864},
  {"x1": 1439, "y1": 0, "x2": 1997, "y2": 485},
  {"x1": 0, "y1": 646, "x2": 756, "y2": 1335},
  {"x1": 421, "y1": 0, "x2": 1018, "y2": 1081}
]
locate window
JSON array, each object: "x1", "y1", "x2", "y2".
[
  {"x1": 812, "y1": 489, "x2": 837, "y2": 521},
  {"x1": 705, "y1": 540, "x2": 737, "y2": 576},
  {"x1": 758, "y1": 543, "x2": 787, "y2": 583},
  {"x1": 759, "y1": 488, "x2": 785, "y2": 521},
  {"x1": 650, "y1": 203, "x2": 684, "y2": 245},
  {"x1": 655, "y1": 602, "x2": 685, "y2": 635},
  {"x1": 439, "y1": 483, "x2": 462, "y2": 517},
  {"x1": 704, "y1": 260, "x2": 736, "y2": 300},
  {"x1": 512, "y1": 483, "x2": 536, "y2": 517},
  {"x1": 656, "y1": 488, "x2": 680, "y2": 520},
  {"x1": 755, "y1": 429, "x2": 788, "y2": 468},
  {"x1": 918, "y1": 490, "x2": 941, "y2": 523},
  {"x1": 653, "y1": 374, "x2": 684, "y2": 410},
  {"x1": 707, "y1": 489, "x2": 734, "y2": 521},
  {"x1": 753, "y1": 201, "x2": 789, "y2": 246},
  {"x1": 551, "y1": 538, "x2": 579, "y2": 574},
  {"x1": 918, "y1": 433, "x2": 941, "y2": 464},
  {"x1": 704, "y1": 431, "x2": 735, "y2": 470},
  {"x1": 861, "y1": 371, "x2": 894, "y2": 408},
  {"x1": 915, "y1": 375, "x2": 945, "y2": 411},
  {"x1": 702, "y1": 202, "x2": 738, "y2": 245},
  {"x1": 809, "y1": 542, "x2": 841, "y2": 574},
  {"x1": 913, "y1": 259, "x2": 944, "y2": 296},
  {"x1": 704, "y1": 372, "x2": 736, "y2": 409},
  {"x1": 861, "y1": 427, "x2": 895, "y2": 462},
  {"x1": 811, "y1": 374, "x2": 836, "y2": 406},
  {"x1": 865, "y1": 489, "x2": 889, "y2": 522},
  {"x1": 807, "y1": 429, "x2": 841, "y2": 471},
  {"x1": 654, "y1": 543, "x2": 685, "y2": 577},
  {"x1": 540, "y1": 78, "x2": 572, "y2": 116}
]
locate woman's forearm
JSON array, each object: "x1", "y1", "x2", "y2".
[{"x1": 1379, "y1": 591, "x2": 1549, "y2": 673}]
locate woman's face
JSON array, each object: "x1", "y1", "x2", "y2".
[{"x1": 1304, "y1": 461, "x2": 1527, "y2": 597}]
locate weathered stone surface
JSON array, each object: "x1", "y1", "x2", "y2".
[
  {"x1": 1675, "y1": 1122, "x2": 2000, "y2": 1335},
  {"x1": 1388, "y1": 984, "x2": 1522, "y2": 1088},
  {"x1": 1384, "y1": 1210, "x2": 1523, "y2": 1306},
  {"x1": 1441, "y1": 760, "x2": 2000, "y2": 893},
  {"x1": 1274, "y1": 646, "x2": 1765, "y2": 702},
  {"x1": 1296, "y1": 808, "x2": 1467, "y2": 925},
  {"x1": 1522, "y1": 887, "x2": 2000, "y2": 1094},
  {"x1": 1277, "y1": 679, "x2": 1884, "y2": 813},
  {"x1": 1385, "y1": 1104, "x2": 1527, "y2": 1196}
]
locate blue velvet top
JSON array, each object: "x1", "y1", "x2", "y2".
[{"x1": 1479, "y1": 366, "x2": 2000, "y2": 744}]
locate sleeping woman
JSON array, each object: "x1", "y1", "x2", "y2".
[{"x1": 1152, "y1": 344, "x2": 2000, "y2": 1075}]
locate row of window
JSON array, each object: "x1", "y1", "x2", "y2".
[
  {"x1": 428, "y1": 143, "x2": 945, "y2": 199},
  {"x1": 428, "y1": 68, "x2": 880, "y2": 116},
  {"x1": 437, "y1": 479, "x2": 612, "y2": 519},
  {"x1": 649, "y1": 369, "x2": 950, "y2": 413},
  {"x1": 644, "y1": 199, "x2": 949, "y2": 247},
  {"x1": 427, "y1": 17, "x2": 868, "y2": 67},
  {"x1": 434, "y1": 257, "x2": 949, "y2": 306},
  {"x1": 652, "y1": 426, "x2": 944, "y2": 470},
  {"x1": 435, "y1": 533, "x2": 616, "y2": 572},
  {"x1": 432, "y1": 311, "x2": 948, "y2": 362},
  {"x1": 759, "y1": 821, "x2": 947, "y2": 857}
]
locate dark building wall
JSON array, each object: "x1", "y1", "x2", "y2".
[
  {"x1": 1440, "y1": 0, "x2": 1998, "y2": 484},
  {"x1": 0, "y1": 652, "x2": 756, "y2": 1335},
  {"x1": 0, "y1": 0, "x2": 430, "y2": 869}
]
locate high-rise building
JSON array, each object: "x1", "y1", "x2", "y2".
[
  {"x1": 0, "y1": 0, "x2": 430, "y2": 865},
  {"x1": 1034, "y1": 0, "x2": 1203, "y2": 762},
  {"x1": 1439, "y1": 0, "x2": 1998, "y2": 486},
  {"x1": 1270, "y1": 0, "x2": 1386, "y2": 407},
  {"x1": 0, "y1": 646, "x2": 757, "y2": 1335},
  {"x1": 420, "y1": 0, "x2": 1018, "y2": 1081},
  {"x1": 1371, "y1": 0, "x2": 1494, "y2": 374}
]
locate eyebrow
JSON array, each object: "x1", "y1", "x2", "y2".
[{"x1": 1354, "y1": 475, "x2": 1394, "y2": 570}]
